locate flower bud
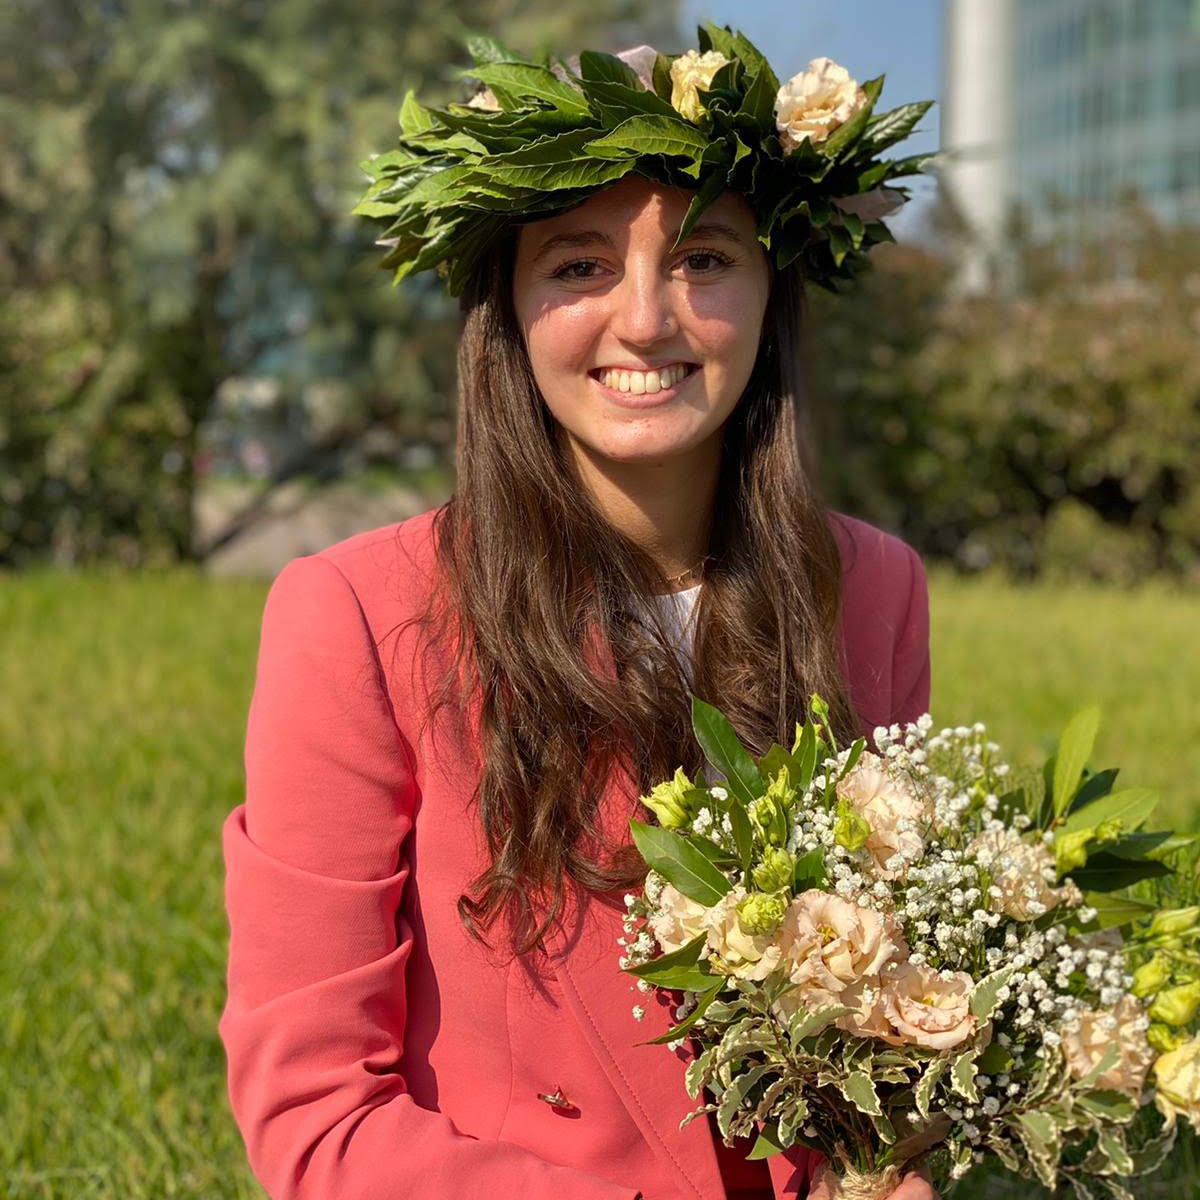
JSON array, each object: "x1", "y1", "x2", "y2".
[
  {"x1": 834, "y1": 801, "x2": 871, "y2": 853},
  {"x1": 752, "y1": 846, "x2": 795, "y2": 894},
  {"x1": 1148, "y1": 981, "x2": 1200, "y2": 1028},
  {"x1": 1132, "y1": 955, "x2": 1173, "y2": 999},
  {"x1": 640, "y1": 766, "x2": 694, "y2": 829},
  {"x1": 1148, "y1": 1023, "x2": 1187, "y2": 1053},
  {"x1": 1150, "y1": 907, "x2": 1200, "y2": 939},
  {"x1": 737, "y1": 890, "x2": 788, "y2": 936}
]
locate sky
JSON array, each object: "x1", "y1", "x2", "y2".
[{"x1": 678, "y1": 0, "x2": 944, "y2": 238}]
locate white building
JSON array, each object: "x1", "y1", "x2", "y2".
[{"x1": 941, "y1": 0, "x2": 1200, "y2": 287}]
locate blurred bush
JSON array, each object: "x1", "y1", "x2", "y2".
[
  {"x1": 814, "y1": 210, "x2": 1200, "y2": 582},
  {"x1": 0, "y1": 0, "x2": 679, "y2": 567}
]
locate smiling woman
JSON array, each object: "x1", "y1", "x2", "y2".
[
  {"x1": 510, "y1": 175, "x2": 772, "y2": 568},
  {"x1": 219, "y1": 23, "x2": 935, "y2": 1200}
]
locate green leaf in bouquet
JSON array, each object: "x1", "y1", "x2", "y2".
[
  {"x1": 994, "y1": 784, "x2": 1033, "y2": 826},
  {"x1": 969, "y1": 965, "x2": 1017, "y2": 1021},
  {"x1": 984, "y1": 1133, "x2": 1023, "y2": 1173},
  {"x1": 1067, "y1": 767, "x2": 1121, "y2": 814},
  {"x1": 787, "y1": 1002, "x2": 854, "y2": 1044},
  {"x1": 839, "y1": 736, "x2": 867, "y2": 781},
  {"x1": 727, "y1": 798, "x2": 754, "y2": 875},
  {"x1": 690, "y1": 695, "x2": 765, "y2": 805},
  {"x1": 1127, "y1": 1118, "x2": 1178, "y2": 1175},
  {"x1": 625, "y1": 932, "x2": 714, "y2": 990},
  {"x1": 811, "y1": 1026, "x2": 842, "y2": 1060},
  {"x1": 746, "y1": 1121, "x2": 786, "y2": 1159},
  {"x1": 629, "y1": 819, "x2": 732, "y2": 905},
  {"x1": 1078, "y1": 891, "x2": 1156, "y2": 930},
  {"x1": 637, "y1": 978, "x2": 723, "y2": 1046},
  {"x1": 1012, "y1": 1110, "x2": 1062, "y2": 1189},
  {"x1": 842, "y1": 1070, "x2": 883, "y2": 1116},
  {"x1": 777, "y1": 1096, "x2": 814, "y2": 1149},
  {"x1": 1101, "y1": 830, "x2": 1200, "y2": 862},
  {"x1": 753, "y1": 1074, "x2": 793, "y2": 1121},
  {"x1": 976, "y1": 1042, "x2": 1014, "y2": 1075},
  {"x1": 758, "y1": 743, "x2": 804, "y2": 793},
  {"x1": 1052, "y1": 703, "x2": 1103, "y2": 819},
  {"x1": 1095, "y1": 1127, "x2": 1135, "y2": 1175},
  {"x1": 914, "y1": 1056, "x2": 949, "y2": 1120},
  {"x1": 685, "y1": 1045, "x2": 717, "y2": 1098},
  {"x1": 717, "y1": 1063, "x2": 776, "y2": 1138},
  {"x1": 793, "y1": 846, "x2": 827, "y2": 891},
  {"x1": 689, "y1": 832, "x2": 741, "y2": 869},
  {"x1": 1076, "y1": 1089, "x2": 1138, "y2": 1123},
  {"x1": 950, "y1": 1049, "x2": 980, "y2": 1102},
  {"x1": 1065, "y1": 852, "x2": 1170, "y2": 892},
  {"x1": 1061, "y1": 787, "x2": 1158, "y2": 837}
]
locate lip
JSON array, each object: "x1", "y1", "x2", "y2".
[{"x1": 589, "y1": 363, "x2": 700, "y2": 409}]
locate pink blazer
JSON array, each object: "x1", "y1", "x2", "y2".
[{"x1": 219, "y1": 504, "x2": 931, "y2": 1200}]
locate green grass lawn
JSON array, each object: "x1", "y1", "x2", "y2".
[{"x1": 0, "y1": 565, "x2": 1196, "y2": 1198}]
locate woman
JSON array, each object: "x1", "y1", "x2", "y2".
[{"x1": 220, "y1": 32, "x2": 937, "y2": 1200}]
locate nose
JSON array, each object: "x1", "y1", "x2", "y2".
[{"x1": 607, "y1": 256, "x2": 679, "y2": 343}]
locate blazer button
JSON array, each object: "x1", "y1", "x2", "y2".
[{"x1": 536, "y1": 1085, "x2": 574, "y2": 1111}]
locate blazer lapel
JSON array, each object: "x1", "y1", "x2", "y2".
[
  {"x1": 546, "y1": 619, "x2": 725, "y2": 1200},
  {"x1": 547, "y1": 755, "x2": 726, "y2": 1200}
]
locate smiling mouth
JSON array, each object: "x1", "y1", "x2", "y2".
[{"x1": 589, "y1": 362, "x2": 700, "y2": 395}]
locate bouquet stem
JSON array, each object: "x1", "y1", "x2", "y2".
[{"x1": 822, "y1": 1161, "x2": 904, "y2": 1200}]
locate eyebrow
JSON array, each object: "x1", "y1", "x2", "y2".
[{"x1": 530, "y1": 221, "x2": 749, "y2": 263}]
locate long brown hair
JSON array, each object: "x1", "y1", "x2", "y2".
[{"x1": 394, "y1": 218, "x2": 860, "y2": 960}]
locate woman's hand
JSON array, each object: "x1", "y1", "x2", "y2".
[{"x1": 806, "y1": 1159, "x2": 939, "y2": 1199}]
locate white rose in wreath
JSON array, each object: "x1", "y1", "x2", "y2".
[
  {"x1": 774, "y1": 57, "x2": 868, "y2": 151},
  {"x1": 669, "y1": 49, "x2": 731, "y2": 122}
]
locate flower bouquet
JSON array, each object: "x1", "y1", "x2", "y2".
[{"x1": 619, "y1": 695, "x2": 1200, "y2": 1198}]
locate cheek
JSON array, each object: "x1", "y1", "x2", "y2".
[
  {"x1": 683, "y1": 287, "x2": 768, "y2": 368},
  {"x1": 523, "y1": 300, "x2": 600, "y2": 378}
]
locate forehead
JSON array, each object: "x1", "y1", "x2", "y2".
[{"x1": 515, "y1": 173, "x2": 758, "y2": 254}]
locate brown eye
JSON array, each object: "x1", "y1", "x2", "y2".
[
  {"x1": 552, "y1": 258, "x2": 603, "y2": 280},
  {"x1": 681, "y1": 249, "x2": 733, "y2": 272}
]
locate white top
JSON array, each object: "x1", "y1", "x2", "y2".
[{"x1": 637, "y1": 582, "x2": 702, "y2": 684}]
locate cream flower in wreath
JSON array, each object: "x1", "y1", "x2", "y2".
[
  {"x1": 669, "y1": 49, "x2": 731, "y2": 122},
  {"x1": 774, "y1": 56, "x2": 868, "y2": 151},
  {"x1": 466, "y1": 86, "x2": 501, "y2": 112}
]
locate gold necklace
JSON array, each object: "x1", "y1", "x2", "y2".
[{"x1": 663, "y1": 558, "x2": 705, "y2": 589}]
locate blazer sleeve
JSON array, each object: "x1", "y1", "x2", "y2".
[
  {"x1": 889, "y1": 545, "x2": 932, "y2": 729},
  {"x1": 219, "y1": 555, "x2": 638, "y2": 1200}
]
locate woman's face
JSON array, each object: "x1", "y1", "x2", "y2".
[{"x1": 511, "y1": 174, "x2": 771, "y2": 471}]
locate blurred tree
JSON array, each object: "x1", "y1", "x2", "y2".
[
  {"x1": 812, "y1": 202, "x2": 1200, "y2": 583},
  {"x1": 0, "y1": 0, "x2": 681, "y2": 565}
]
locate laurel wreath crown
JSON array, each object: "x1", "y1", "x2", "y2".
[{"x1": 353, "y1": 22, "x2": 935, "y2": 296}]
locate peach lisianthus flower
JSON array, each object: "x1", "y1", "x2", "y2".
[
  {"x1": 1063, "y1": 994, "x2": 1155, "y2": 1097},
  {"x1": 779, "y1": 889, "x2": 908, "y2": 993},
  {"x1": 880, "y1": 961, "x2": 977, "y2": 1050},
  {"x1": 969, "y1": 827, "x2": 1082, "y2": 921},
  {"x1": 646, "y1": 882, "x2": 710, "y2": 954},
  {"x1": 669, "y1": 49, "x2": 731, "y2": 122},
  {"x1": 774, "y1": 57, "x2": 868, "y2": 152},
  {"x1": 1154, "y1": 1036, "x2": 1200, "y2": 1132},
  {"x1": 835, "y1": 751, "x2": 931, "y2": 879}
]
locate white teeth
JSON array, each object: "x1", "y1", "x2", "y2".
[{"x1": 598, "y1": 363, "x2": 692, "y2": 392}]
